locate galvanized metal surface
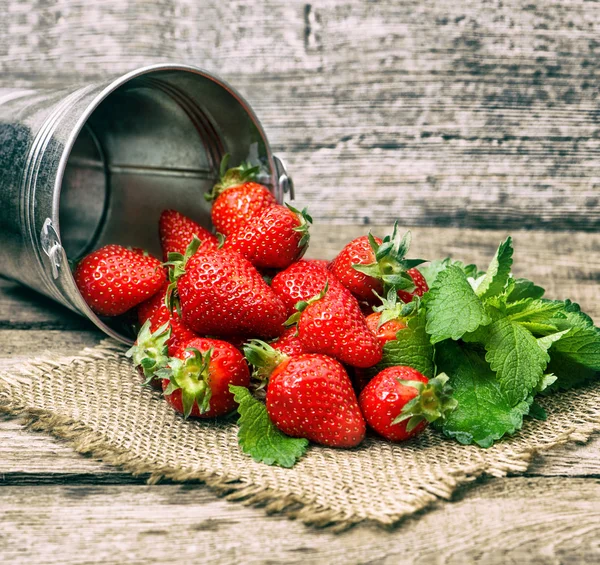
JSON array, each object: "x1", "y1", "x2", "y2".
[{"x1": 0, "y1": 64, "x2": 290, "y2": 343}]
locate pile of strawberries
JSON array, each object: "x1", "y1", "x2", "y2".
[{"x1": 74, "y1": 157, "x2": 455, "y2": 449}]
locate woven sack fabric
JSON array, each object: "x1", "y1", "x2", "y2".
[{"x1": 2, "y1": 340, "x2": 599, "y2": 530}]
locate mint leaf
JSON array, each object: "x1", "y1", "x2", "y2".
[
  {"x1": 435, "y1": 341, "x2": 532, "y2": 448},
  {"x1": 484, "y1": 317, "x2": 550, "y2": 406},
  {"x1": 376, "y1": 310, "x2": 435, "y2": 377},
  {"x1": 549, "y1": 326, "x2": 600, "y2": 371},
  {"x1": 548, "y1": 299, "x2": 596, "y2": 331},
  {"x1": 542, "y1": 301, "x2": 600, "y2": 391},
  {"x1": 229, "y1": 386, "x2": 308, "y2": 468},
  {"x1": 418, "y1": 258, "x2": 481, "y2": 288},
  {"x1": 474, "y1": 237, "x2": 513, "y2": 300},
  {"x1": 546, "y1": 352, "x2": 598, "y2": 391},
  {"x1": 506, "y1": 278, "x2": 545, "y2": 302},
  {"x1": 504, "y1": 299, "x2": 565, "y2": 335},
  {"x1": 424, "y1": 265, "x2": 491, "y2": 344},
  {"x1": 528, "y1": 402, "x2": 547, "y2": 421},
  {"x1": 506, "y1": 299, "x2": 564, "y2": 324}
]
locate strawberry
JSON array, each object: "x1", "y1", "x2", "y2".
[
  {"x1": 161, "y1": 337, "x2": 250, "y2": 418},
  {"x1": 223, "y1": 204, "x2": 312, "y2": 270},
  {"x1": 74, "y1": 244, "x2": 166, "y2": 316},
  {"x1": 137, "y1": 282, "x2": 198, "y2": 356},
  {"x1": 270, "y1": 259, "x2": 349, "y2": 317},
  {"x1": 365, "y1": 312, "x2": 407, "y2": 347},
  {"x1": 126, "y1": 320, "x2": 170, "y2": 388},
  {"x1": 359, "y1": 367, "x2": 456, "y2": 442},
  {"x1": 329, "y1": 235, "x2": 383, "y2": 304},
  {"x1": 159, "y1": 209, "x2": 219, "y2": 261},
  {"x1": 305, "y1": 259, "x2": 330, "y2": 270},
  {"x1": 363, "y1": 289, "x2": 417, "y2": 347},
  {"x1": 398, "y1": 268, "x2": 429, "y2": 304},
  {"x1": 270, "y1": 327, "x2": 308, "y2": 357},
  {"x1": 345, "y1": 225, "x2": 426, "y2": 304},
  {"x1": 244, "y1": 340, "x2": 365, "y2": 447},
  {"x1": 169, "y1": 238, "x2": 287, "y2": 338},
  {"x1": 287, "y1": 284, "x2": 383, "y2": 368},
  {"x1": 205, "y1": 155, "x2": 277, "y2": 236}
]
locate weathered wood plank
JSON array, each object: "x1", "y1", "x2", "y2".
[
  {"x1": 0, "y1": 279, "x2": 91, "y2": 330},
  {"x1": 0, "y1": 478, "x2": 599, "y2": 564},
  {"x1": 1, "y1": 0, "x2": 600, "y2": 229},
  {"x1": 0, "y1": 330, "x2": 102, "y2": 359},
  {"x1": 0, "y1": 418, "x2": 126, "y2": 478}
]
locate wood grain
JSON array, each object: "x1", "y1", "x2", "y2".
[
  {"x1": 1, "y1": 0, "x2": 600, "y2": 229},
  {"x1": 1, "y1": 478, "x2": 599, "y2": 564}
]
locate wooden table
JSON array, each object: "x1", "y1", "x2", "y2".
[
  {"x1": 2, "y1": 0, "x2": 600, "y2": 561},
  {"x1": 1, "y1": 225, "x2": 599, "y2": 563}
]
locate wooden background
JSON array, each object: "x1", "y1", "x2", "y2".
[
  {"x1": 1, "y1": 0, "x2": 599, "y2": 563},
  {"x1": 2, "y1": 0, "x2": 600, "y2": 230}
]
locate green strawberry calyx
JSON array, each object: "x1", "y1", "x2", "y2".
[
  {"x1": 283, "y1": 283, "x2": 329, "y2": 328},
  {"x1": 162, "y1": 235, "x2": 202, "y2": 314},
  {"x1": 243, "y1": 339, "x2": 289, "y2": 385},
  {"x1": 205, "y1": 153, "x2": 261, "y2": 202},
  {"x1": 352, "y1": 223, "x2": 426, "y2": 294},
  {"x1": 287, "y1": 204, "x2": 313, "y2": 250},
  {"x1": 372, "y1": 287, "x2": 419, "y2": 328},
  {"x1": 392, "y1": 373, "x2": 458, "y2": 432},
  {"x1": 159, "y1": 347, "x2": 214, "y2": 418},
  {"x1": 125, "y1": 320, "x2": 171, "y2": 384}
]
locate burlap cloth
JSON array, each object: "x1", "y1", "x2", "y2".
[{"x1": 1, "y1": 339, "x2": 599, "y2": 530}]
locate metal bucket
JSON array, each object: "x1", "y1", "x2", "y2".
[{"x1": 0, "y1": 63, "x2": 293, "y2": 344}]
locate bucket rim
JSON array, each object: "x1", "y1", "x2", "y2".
[{"x1": 52, "y1": 63, "x2": 280, "y2": 345}]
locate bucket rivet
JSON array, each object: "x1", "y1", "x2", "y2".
[{"x1": 40, "y1": 218, "x2": 63, "y2": 279}]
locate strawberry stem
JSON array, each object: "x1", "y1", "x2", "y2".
[
  {"x1": 125, "y1": 320, "x2": 171, "y2": 384},
  {"x1": 162, "y1": 347, "x2": 214, "y2": 418},
  {"x1": 352, "y1": 222, "x2": 427, "y2": 295},
  {"x1": 243, "y1": 339, "x2": 289, "y2": 383},
  {"x1": 287, "y1": 204, "x2": 313, "y2": 249},
  {"x1": 392, "y1": 373, "x2": 458, "y2": 431},
  {"x1": 205, "y1": 153, "x2": 261, "y2": 202}
]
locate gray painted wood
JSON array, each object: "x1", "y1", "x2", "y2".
[
  {"x1": 1, "y1": 1, "x2": 600, "y2": 559},
  {"x1": 1, "y1": 478, "x2": 599, "y2": 564},
  {"x1": 1, "y1": 0, "x2": 599, "y2": 229}
]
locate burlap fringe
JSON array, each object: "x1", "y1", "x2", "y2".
[{"x1": 1, "y1": 340, "x2": 600, "y2": 531}]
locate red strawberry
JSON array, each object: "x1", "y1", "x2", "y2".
[
  {"x1": 172, "y1": 241, "x2": 287, "y2": 338},
  {"x1": 398, "y1": 268, "x2": 429, "y2": 304},
  {"x1": 365, "y1": 312, "x2": 407, "y2": 347},
  {"x1": 329, "y1": 235, "x2": 383, "y2": 304},
  {"x1": 162, "y1": 337, "x2": 250, "y2": 418},
  {"x1": 342, "y1": 225, "x2": 426, "y2": 305},
  {"x1": 359, "y1": 367, "x2": 456, "y2": 442},
  {"x1": 271, "y1": 260, "x2": 349, "y2": 317},
  {"x1": 244, "y1": 341, "x2": 365, "y2": 447},
  {"x1": 159, "y1": 209, "x2": 219, "y2": 261},
  {"x1": 74, "y1": 244, "x2": 166, "y2": 316},
  {"x1": 223, "y1": 204, "x2": 312, "y2": 270},
  {"x1": 270, "y1": 327, "x2": 307, "y2": 357},
  {"x1": 288, "y1": 285, "x2": 382, "y2": 369},
  {"x1": 137, "y1": 283, "x2": 198, "y2": 356},
  {"x1": 305, "y1": 259, "x2": 330, "y2": 270},
  {"x1": 206, "y1": 156, "x2": 277, "y2": 236}
]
